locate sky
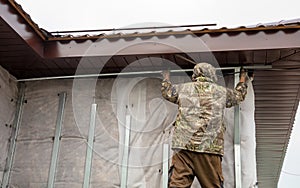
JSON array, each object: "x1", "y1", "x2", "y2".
[
  {"x1": 16, "y1": 0, "x2": 300, "y2": 32},
  {"x1": 15, "y1": 0, "x2": 300, "y2": 187}
]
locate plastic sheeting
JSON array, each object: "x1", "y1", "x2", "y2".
[
  {"x1": 222, "y1": 77, "x2": 257, "y2": 188},
  {"x1": 5, "y1": 75, "x2": 256, "y2": 187},
  {"x1": 0, "y1": 66, "x2": 18, "y2": 184}
]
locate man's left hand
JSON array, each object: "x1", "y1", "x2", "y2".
[{"x1": 162, "y1": 70, "x2": 170, "y2": 81}]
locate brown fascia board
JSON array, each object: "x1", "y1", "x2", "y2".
[
  {"x1": 0, "y1": 0, "x2": 45, "y2": 56},
  {"x1": 43, "y1": 23, "x2": 300, "y2": 58},
  {"x1": 44, "y1": 28, "x2": 300, "y2": 58}
]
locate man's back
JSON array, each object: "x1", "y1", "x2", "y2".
[
  {"x1": 161, "y1": 63, "x2": 247, "y2": 155},
  {"x1": 164, "y1": 78, "x2": 228, "y2": 155}
]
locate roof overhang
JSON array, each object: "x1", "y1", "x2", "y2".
[{"x1": 0, "y1": 0, "x2": 44, "y2": 56}]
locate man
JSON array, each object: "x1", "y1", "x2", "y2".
[{"x1": 161, "y1": 63, "x2": 248, "y2": 188}]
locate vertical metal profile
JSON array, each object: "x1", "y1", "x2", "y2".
[
  {"x1": 1, "y1": 83, "x2": 25, "y2": 187},
  {"x1": 234, "y1": 68, "x2": 242, "y2": 188},
  {"x1": 120, "y1": 115, "x2": 131, "y2": 188},
  {"x1": 162, "y1": 144, "x2": 169, "y2": 188},
  {"x1": 83, "y1": 104, "x2": 97, "y2": 188},
  {"x1": 47, "y1": 92, "x2": 67, "y2": 188}
]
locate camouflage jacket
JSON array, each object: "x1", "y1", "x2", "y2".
[{"x1": 161, "y1": 76, "x2": 247, "y2": 155}]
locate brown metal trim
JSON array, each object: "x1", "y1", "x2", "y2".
[
  {"x1": 7, "y1": 0, "x2": 46, "y2": 40},
  {"x1": 0, "y1": 0, "x2": 44, "y2": 57},
  {"x1": 44, "y1": 30, "x2": 300, "y2": 58},
  {"x1": 47, "y1": 25, "x2": 300, "y2": 42}
]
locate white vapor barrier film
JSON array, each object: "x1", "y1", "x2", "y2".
[
  {"x1": 0, "y1": 66, "x2": 18, "y2": 184},
  {"x1": 7, "y1": 76, "x2": 256, "y2": 187},
  {"x1": 9, "y1": 79, "x2": 102, "y2": 188},
  {"x1": 221, "y1": 77, "x2": 257, "y2": 188},
  {"x1": 112, "y1": 77, "x2": 177, "y2": 188},
  {"x1": 239, "y1": 79, "x2": 257, "y2": 188},
  {"x1": 8, "y1": 77, "x2": 177, "y2": 188}
]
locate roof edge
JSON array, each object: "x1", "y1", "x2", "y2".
[
  {"x1": 8, "y1": 0, "x2": 47, "y2": 40},
  {"x1": 46, "y1": 25, "x2": 300, "y2": 42}
]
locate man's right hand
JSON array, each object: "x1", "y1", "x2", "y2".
[{"x1": 239, "y1": 68, "x2": 247, "y2": 83}]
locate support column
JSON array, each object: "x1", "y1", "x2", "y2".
[
  {"x1": 83, "y1": 104, "x2": 97, "y2": 188},
  {"x1": 234, "y1": 68, "x2": 242, "y2": 188},
  {"x1": 47, "y1": 92, "x2": 67, "y2": 188},
  {"x1": 120, "y1": 115, "x2": 131, "y2": 188},
  {"x1": 1, "y1": 83, "x2": 25, "y2": 188}
]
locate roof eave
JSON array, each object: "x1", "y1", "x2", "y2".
[
  {"x1": 44, "y1": 29, "x2": 300, "y2": 58},
  {"x1": 0, "y1": 0, "x2": 45, "y2": 56}
]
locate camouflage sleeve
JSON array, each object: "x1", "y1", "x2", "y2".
[
  {"x1": 161, "y1": 79, "x2": 178, "y2": 104},
  {"x1": 226, "y1": 82, "x2": 248, "y2": 108}
]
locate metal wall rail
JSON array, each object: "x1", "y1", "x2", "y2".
[
  {"x1": 17, "y1": 65, "x2": 272, "y2": 82},
  {"x1": 1, "y1": 83, "x2": 25, "y2": 188},
  {"x1": 120, "y1": 115, "x2": 131, "y2": 188},
  {"x1": 234, "y1": 68, "x2": 242, "y2": 188},
  {"x1": 163, "y1": 144, "x2": 170, "y2": 188},
  {"x1": 83, "y1": 104, "x2": 97, "y2": 188},
  {"x1": 47, "y1": 92, "x2": 67, "y2": 188}
]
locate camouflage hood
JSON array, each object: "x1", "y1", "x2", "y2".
[{"x1": 192, "y1": 63, "x2": 218, "y2": 82}]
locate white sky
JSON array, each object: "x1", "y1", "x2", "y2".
[
  {"x1": 16, "y1": 0, "x2": 300, "y2": 32},
  {"x1": 15, "y1": 0, "x2": 300, "y2": 187}
]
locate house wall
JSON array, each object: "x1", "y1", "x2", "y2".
[
  {"x1": 4, "y1": 74, "x2": 256, "y2": 187},
  {"x1": 8, "y1": 77, "x2": 177, "y2": 188},
  {"x1": 0, "y1": 66, "x2": 18, "y2": 184}
]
